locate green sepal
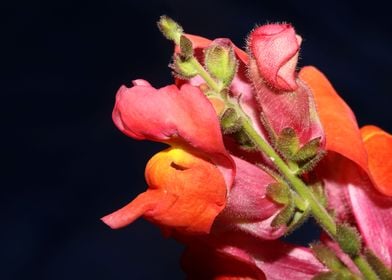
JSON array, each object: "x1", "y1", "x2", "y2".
[
  {"x1": 292, "y1": 137, "x2": 322, "y2": 162},
  {"x1": 233, "y1": 130, "x2": 256, "y2": 150},
  {"x1": 179, "y1": 35, "x2": 193, "y2": 59},
  {"x1": 267, "y1": 182, "x2": 291, "y2": 204},
  {"x1": 312, "y1": 271, "x2": 356, "y2": 280},
  {"x1": 310, "y1": 182, "x2": 328, "y2": 208},
  {"x1": 271, "y1": 199, "x2": 295, "y2": 228},
  {"x1": 157, "y1": 15, "x2": 183, "y2": 43},
  {"x1": 311, "y1": 242, "x2": 348, "y2": 272},
  {"x1": 336, "y1": 224, "x2": 362, "y2": 257},
  {"x1": 297, "y1": 150, "x2": 327, "y2": 175},
  {"x1": 220, "y1": 108, "x2": 242, "y2": 134},
  {"x1": 276, "y1": 127, "x2": 300, "y2": 159},
  {"x1": 285, "y1": 204, "x2": 311, "y2": 235},
  {"x1": 260, "y1": 112, "x2": 278, "y2": 146},
  {"x1": 171, "y1": 54, "x2": 198, "y2": 79},
  {"x1": 204, "y1": 41, "x2": 238, "y2": 87},
  {"x1": 364, "y1": 249, "x2": 392, "y2": 280}
]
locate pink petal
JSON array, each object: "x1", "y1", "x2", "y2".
[
  {"x1": 213, "y1": 156, "x2": 284, "y2": 240},
  {"x1": 318, "y1": 153, "x2": 392, "y2": 267},
  {"x1": 248, "y1": 24, "x2": 301, "y2": 92},
  {"x1": 112, "y1": 82, "x2": 235, "y2": 186},
  {"x1": 346, "y1": 163, "x2": 392, "y2": 267},
  {"x1": 249, "y1": 61, "x2": 325, "y2": 146},
  {"x1": 182, "y1": 231, "x2": 326, "y2": 280}
]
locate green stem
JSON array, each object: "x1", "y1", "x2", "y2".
[
  {"x1": 353, "y1": 255, "x2": 379, "y2": 280},
  {"x1": 187, "y1": 52, "x2": 380, "y2": 280},
  {"x1": 189, "y1": 57, "x2": 222, "y2": 93},
  {"x1": 239, "y1": 115, "x2": 337, "y2": 236}
]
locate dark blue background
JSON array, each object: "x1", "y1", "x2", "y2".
[{"x1": 2, "y1": 0, "x2": 391, "y2": 279}]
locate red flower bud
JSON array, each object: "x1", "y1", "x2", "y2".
[{"x1": 248, "y1": 23, "x2": 301, "y2": 92}]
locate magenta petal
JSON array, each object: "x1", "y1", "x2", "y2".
[
  {"x1": 316, "y1": 153, "x2": 354, "y2": 222},
  {"x1": 184, "y1": 231, "x2": 326, "y2": 280},
  {"x1": 213, "y1": 156, "x2": 285, "y2": 240},
  {"x1": 346, "y1": 164, "x2": 392, "y2": 267},
  {"x1": 318, "y1": 153, "x2": 392, "y2": 267},
  {"x1": 112, "y1": 82, "x2": 235, "y2": 186}
]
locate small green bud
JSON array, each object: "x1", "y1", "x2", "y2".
[
  {"x1": 204, "y1": 39, "x2": 238, "y2": 87},
  {"x1": 276, "y1": 127, "x2": 300, "y2": 159},
  {"x1": 220, "y1": 108, "x2": 242, "y2": 134},
  {"x1": 180, "y1": 35, "x2": 193, "y2": 59},
  {"x1": 364, "y1": 249, "x2": 392, "y2": 280},
  {"x1": 171, "y1": 54, "x2": 198, "y2": 79},
  {"x1": 157, "y1": 15, "x2": 183, "y2": 43},
  {"x1": 267, "y1": 182, "x2": 291, "y2": 204},
  {"x1": 336, "y1": 224, "x2": 362, "y2": 257}
]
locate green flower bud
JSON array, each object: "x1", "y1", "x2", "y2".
[
  {"x1": 157, "y1": 15, "x2": 183, "y2": 44},
  {"x1": 204, "y1": 39, "x2": 238, "y2": 87}
]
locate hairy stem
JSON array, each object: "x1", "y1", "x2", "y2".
[
  {"x1": 184, "y1": 50, "x2": 378, "y2": 280},
  {"x1": 353, "y1": 255, "x2": 380, "y2": 280}
]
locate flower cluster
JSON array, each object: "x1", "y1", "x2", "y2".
[{"x1": 102, "y1": 16, "x2": 392, "y2": 279}]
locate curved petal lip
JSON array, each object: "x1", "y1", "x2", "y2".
[
  {"x1": 299, "y1": 66, "x2": 368, "y2": 172},
  {"x1": 361, "y1": 125, "x2": 392, "y2": 196}
]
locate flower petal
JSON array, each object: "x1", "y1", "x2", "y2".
[
  {"x1": 347, "y1": 164, "x2": 392, "y2": 267},
  {"x1": 361, "y1": 125, "x2": 392, "y2": 196},
  {"x1": 213, "y1": 156, "x2": 284, "y2": 240},
  {"x1": 102, "y1": 147, "x2": 227, "y2": 234},
  {"x1": 112, "y1": 81, "x2": 234, "y2": 186},
  {"x1": 248, "y1": 24, "x2": 301, "y2": 91},
  {"x1": 182, "y1": 231, "x2": 326, "y2": 280},
  {"x1": 249, "y1": 61, "x2": 325, "y2": 147},
  {"x1": 317, "y1": 153, "x2": 392, "y2": 267},
  {"x1": 182, "y1": 244, "x2": 264, "y2": 280},
  {"x1": 299, "y1": 66, "x2": 368, "y2": 171}
]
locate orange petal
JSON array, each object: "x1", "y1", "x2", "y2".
[
  {"x1": 102, "y1": 147, "x2": 227, "y2": 234},
  {"x1": 145, "y1": 147, "x2": 227, "y2": 234},
  {"x1": 361, "y1": 125, "x2": 392, "y2": 196},
  {"x1": 101, "y1": 190, "x2": 175, "y2": 229},
  {"x1": 299, "y1": 66, "x2": 368, "y2": 171}
]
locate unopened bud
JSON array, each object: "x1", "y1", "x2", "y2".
[
  {"x1": 205, "y1": 39, "x2": 238, "y2": 88},
  {"x1": 157, "y1": 15, "x2": 183, "y2": 44}
]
